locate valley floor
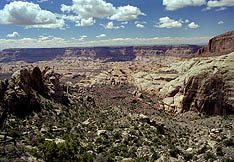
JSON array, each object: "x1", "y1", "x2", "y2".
[{"x1": 0, "y1": 84, "x2": 233, "y2": 162}]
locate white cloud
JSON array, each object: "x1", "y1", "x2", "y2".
[
  {"x1": 218, "y1": 21, "x2": 224, "y2": 24},
  {"x1": 0, "y1": 1, "x2": 64, "y2": 29},
  {"x1": 155, "y1": 17, "x2": 182, "y2": 28},
  {"x1": 121, "y1": 21, "x2": 128, "y2": 25},
  {"x1": 0, "y1": 36, "x2": 211, "y2": 50},
  {"x1": 207, "y1": 0, "x2": 234, "y2": 10},
  {"x1": 76, "y1": 18, "x2": 96, "y2": 26},
  {"x1": 185, "y1": 19, "x2": 190, "y2": 23},
  {"x1": 7, "y1": 32, "x2": 20, "y2": 38},
  {"x1": 109, "y1": 5, "x2": 146, "y2": 21},
  {"x1": 163, "y1": 0, "x2": 206, "y2": 11},
  {"x1": 61, "y1": 0, "x2": 145, "y2": 23},
  {"x1": 78, "y1": 35, "x2": 87, "y2": 41},
  {"x1": 136, "y1": 24, "x2": 144, "y2": 28},
  {"x1": 215, "y1": 7, "x2": 227, "y2": 11},
  {"x1": 188, "y1": 22, "x2": 199, "y2": 28},
  {"x1": 61, "y1": 0, "x2": 115, "y2": 19},
  {"x1": 100, "y1": 21, "x2": 125, "y2": 29},
  {"x1": 135, "y1": 21, "x2": 147, "y2": 24},
  {"x1": 96, "y1": 34, "x2": 106, "y2": 38},
  {"x1": 38, "y1": 0, "x2": 48, "y2": 3}
]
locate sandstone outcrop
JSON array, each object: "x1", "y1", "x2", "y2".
[
  {"x1": 133, "y1": 52, "x2": 234, "y2": 115},
  {"x1": 0, "y1": 67, "x2": 68, "y2": 117},
  {"x1": 196, "y1": 31, "x2": 234, "y2": 57}
]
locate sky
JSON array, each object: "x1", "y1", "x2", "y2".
[{"x1": 0, "y1": 0, "x2": 233, "y2": 49}]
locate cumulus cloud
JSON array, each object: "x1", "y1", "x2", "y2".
[
  {"x1": 61, "y1": 0, "x2": 145, "y2": 24},
  {"x1": 100, "y1": 21, "x2": 125, "y2": 29},
  {"x1": 155, "y1": 17, "x2": 182, "y2": 28},
  {"x1": 7, "y1": 32, "x2": 20, "y2": 38},
  {"x1": 136, "y1": 24, "x2": 144, "y2": 28},
  {"x1": 38, "y1": 0, "x2": 49, "y2": 3},
  {"x1": 0, "y1": 36, "x2": 211, "y2": 50},
  {"x1": 61, "y1": 0, "x2": 115, "y2": 19},
  {"x1": 109, "y1": 5, "x2": 146, "y2": 21},
  {"x1": 206, "y1": 0, "x2": 234, "y2": 10},
  {"x1": 76, "y1": 18, "x2": 96, "y2": 26},
  {"x1": 96, "y1": 34, "x2": 106, "y2": 38},
  {"x1": 188, "y1": 22, "x2": 199, "y2": 28},
  {"x1": 78, "y1": 35, "x2": 87, "y2": 41},
  {"x1": 218, "y1": 21, "x2": 224, "y2": 24},
  {"x1": 163, "y1": 0, "x2": 206, "y2": 11},
  {"x1": 0, "y1": 1, "x2": 64, "y2": 29},
  {"x1": 121, "y1": 21, "x2": 128, "y2": 25}
]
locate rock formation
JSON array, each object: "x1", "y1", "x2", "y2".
[
  {"x1": 0, "y1": 66, "x2": 68, "y2": 117},
  {"x1": 0, "y1": 45, "x2": 200, "y2": 63},
  {"x1": 133, "y1": 52, "x2": 234, "y2": 115},
  {"x1": 196, "y1": 30, "x2": 234, "y2": 56}
]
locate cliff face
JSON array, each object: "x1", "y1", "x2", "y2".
[
  {"x1": 196, "y1": 31, "x2": 234, "y2": 56},
  {"x1": 0, "y1": 45, "x2": 201, "y2": 63}
]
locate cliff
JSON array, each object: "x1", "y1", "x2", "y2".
[
  {"x1": 196, "y1": 31, "x2": 234, "y2": 57},
  {"x1": 0, "y1": 45, "x2": 201, "y2": 63}
]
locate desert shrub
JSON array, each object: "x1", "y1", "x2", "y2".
[
  {"x1": 113, "y1": 132, "x2": 122, "y2": 140},
  {"x1": 204, "y1": 151, "x2": 216, "y2": 161},
  {"x1": 223, "y1": 138, "x2": 234, "y2": 147},
  {"x1": 169, "y1": 145, "x2": 180, "y2": 158},
  {"x1": 216, "y1": 146, "x2": 224, "y2": 156},
  {"x1": 184, "y1": 153, "x2": 193, "y2": 161},
  {"x1": 168, "y1": 141, "x2": 181, "y2": 158},
  {"x1": 198, "y1": 145, "x2": 208, "y2": 154},
  {"x1": 136, "y1": 156, "x2": 148, "y2": 162},
  {"x1": 223, "y1": 158, "x2": 234, "y2": 162},
  {"x1": 150, "y1": 152, "x2": 159, "y2": 162},
  {"x1": 38, "y1": 141, "x2": 76, "y2": 162},
  {"x1": 9, "y1": 129, "x2": 21, "y2": 139}
]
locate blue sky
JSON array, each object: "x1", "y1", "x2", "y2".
[{"x1": 0, "y1": 0, "x2": 233, "y2": 49}]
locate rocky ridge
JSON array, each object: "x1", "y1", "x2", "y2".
[
  {"x1": 0, "y1": 67, "x2": 68, "y2": 119},
  {"x1": 0, "y1": 45, "x2": 200, "y2": 63},
  {"x1": 133, "y1": 52, "x2": 234, "y2": 115},
  {"x1": 196, "y1": 30, "x2": 234, "y2": 57}
]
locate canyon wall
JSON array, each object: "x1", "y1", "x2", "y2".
[
  {"x1": 196, "y1": 31, "x2": 234, "y2": 57},
  {"x1": 0, "y1": 45, "x2": 201, "y2": 63}
]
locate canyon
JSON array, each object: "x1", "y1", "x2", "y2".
[
  {"x1": 0, "y1": 45, "x2": 200, "y2": 63},
  {"x1": 0, "y1": 31, "x2": 234, "y2": 162}
]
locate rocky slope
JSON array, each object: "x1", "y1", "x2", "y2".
[
  {"x1": 0, "y1": 67, "x2": 233, "y2": 162},
  {"x1": 133, "y1": 52, "x2": 234, "y2": 115},
  {"x1": 196, "y1": 31, "x2": 234, "y2": 57},
  {"x1": 0, "y1": 45, "x2": 200, "y2": 63},
  {"x1": 0, "y1": 67, "x2": 69, "y2": 119}
]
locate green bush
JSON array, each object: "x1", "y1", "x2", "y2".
[
  {"x1": 216, "y1": 146, "x2": 224, "y2": 156},
  {"x1": 9, "y1": 129, "x2": 21, "y2": 139},
  {"x1": 223, "y1": 138, "x2": 234, "y2": 147},
  {"x1": 223, "y1": 158, "x2": 234, "y2": 162},
  {"x1": 184, "y1": 153, "x2": 193, "y2": 161},
  {"x1": 169, "y1": 145, "x2": 180, "y2": 158},
  {"x1": 198, "y1": 145, "x2": 208, "y2": 154},
  {"x1": 38, "y1": 141, "x2": 76, "y2": 162},
  {"x1": 150, "y1": 152, "x2": 159, "y2": 162},
  {"x1": 204, "y1": 152, "x2": 216, "y2": 161}
]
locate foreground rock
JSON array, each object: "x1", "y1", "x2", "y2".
[{"x1": 0, "y1": 66, "x2": 68, "y2": 117}]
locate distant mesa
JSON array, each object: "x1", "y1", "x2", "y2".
[
  {"x1": 0, "y1": 45, "x2": 201, "y2": 63},
  {"x1": 196, "y1": 30, "x2": 234, "y2": 57}
]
